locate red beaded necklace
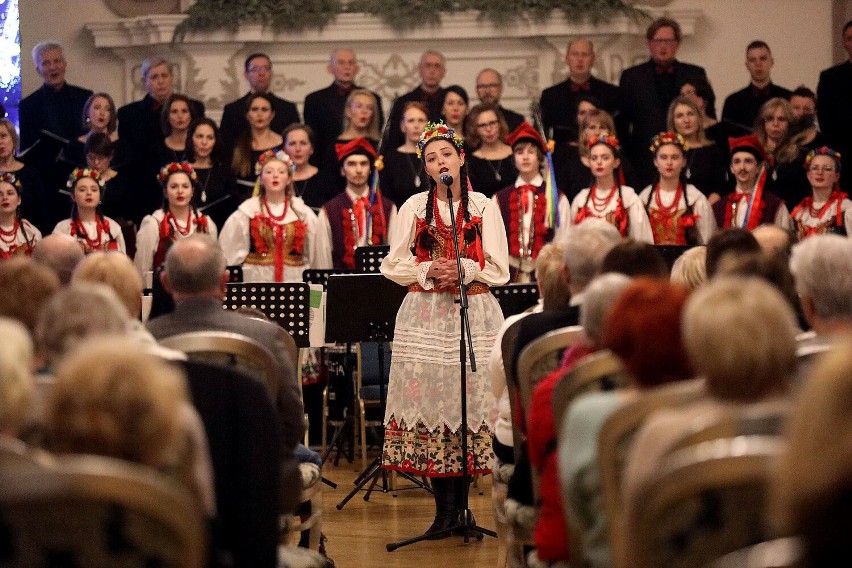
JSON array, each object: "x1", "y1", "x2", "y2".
[
  {"x1": 0, "y1": 218, "x2": 19, "y2": 245},
  {"x1": 433, "y1": 193, "x2": 466, "y2": 239},
  {"x1": 589, "y1": 183, "x2": 619, "y2": 213},
  {"x1": 169, "y1": 208, "x2": 194, "y2": 236},
  {"x1": 262, "y1": 196, "x2": 288, "y2": 223},
  {"x1": 72, "y1": 216, "x2": 105, "y2": 250},
  {"x1": 653, "y1": 183, "x2": 684, "y2": 216}
]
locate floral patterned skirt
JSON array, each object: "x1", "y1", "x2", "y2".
[{"x1": 382, "y1": 417, "x2": 493, "y2": 477}]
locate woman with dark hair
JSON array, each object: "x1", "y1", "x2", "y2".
[
  {"x1": 380, "y1": 121, "x2": 509, "y2": 537},
  {"x1": 283, "y1": 123, "x2": 322, "y2": 210},
  {"x1": 185, "y1": 118, "x2": 236, "y2": 228},
  {"x1": 134, "y1": 162, "x2": 217, "y2": 276},
  {"x1": 53, "y1": 168, "x2": 125, "y2": 254},
  {"x1": 0, "y1": 173, "x2": 41, "y2": 259},
  {"x1": 380, "y1": 102, "x2": 430, "y2": 208},
  {"x1": 570, "y1": 133, "x2": 652, "y2": 241},
  {"x1": 84, "y1": 133, "x2": 137, "y2": 254},
  {"x1": 231, "y1": 93, "x2": 284, "y2": 192},
  {"x1": 440, "y1": 85, "x2": 469, "y2": 137},
  {"x1": 150, "y1": 93, "x2": 197, "y2": 168},
  {"x1": 465, "y1": 103, "x2": 517, "y2": 197},
  {"x1": 667, "y1": 95, "x2": 728, "y2": 204},
  {"x1": 638, "y1": 131, "x2": 717, "y2": 244}
]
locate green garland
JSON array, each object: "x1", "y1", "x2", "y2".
[{"x1": 174, "y1": 0, "x2": 643, "y2": 39}]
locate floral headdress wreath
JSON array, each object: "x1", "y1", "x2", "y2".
[
  {"x1": 255, "y1": 149, "x2": 296, "y2": 176},
  {"x1": 416, "y1": 121, "x2": 465, "y2": 159},
  {"x1": 0, "y1": 172, "x2": 21, "y2": 191},
  {"x1": 586, "y1": 132, "x2": 621, "y2": 154},
  {"x1": 67, "y1": 168, "x2": 104, "y2": 189},
  {"x1": 158, "y1": 162, "x2": 198, "y2": 185},
  {"x1": 649, "y1": 131, "x2": 689, "y2": 154},
  {"x1": 805, "y1": 146, "x2": 842, "y2": 173}
]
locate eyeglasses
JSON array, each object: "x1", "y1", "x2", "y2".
[
  {"x1": 248, "y1": 65, "x2": 271, "y2": 73},
  {"x1": 808, "y1": 165, "x2": 836, "y2": 173},
  {"x1": 477, "y1": 120, "x2": 499, "y2": 129},
  {"x1": 476, "y1": 83, "x2": 501, "y2": 90}
]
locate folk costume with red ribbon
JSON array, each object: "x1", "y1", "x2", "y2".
[
  {"x1": 54, "y1": 168, "x2": 127, "y2": 254},
  {"x1": 570, "y1": 184, "x2": 653, "y2": 242},
  {"x1": 638, "y1": 182, "x2": 717, "y2": 245},
  {"x1": 791, "y1": 191, "x2": 852, "y2": 239},
  {"x1": 380, "y1": 188, "x2": 509, "y2": 476},
  {"x1": 134, "y1": 209, "x2": 218, "y2": 275},
  {"x1": 0, "y1": 173, "x2": 41, "y2": 260}
]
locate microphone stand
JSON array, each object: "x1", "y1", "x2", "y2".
[{"x1": 386, "y1": 179, "x2": 496, "y2": 551}]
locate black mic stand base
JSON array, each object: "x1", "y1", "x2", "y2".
[{"x1": 386, "y1": 506, "x2": 496, "y2": 551}]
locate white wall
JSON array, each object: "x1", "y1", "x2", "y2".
[{"x1": 19, "y1": 0, "x2": 835, "y2": 121}]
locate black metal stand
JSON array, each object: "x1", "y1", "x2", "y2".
[
  {"x1": 324, "y1": 274, "x2": 431, "y2": 510},
  {"x1": 386, "y1": 184, "x2": 496, "y2": 552}
]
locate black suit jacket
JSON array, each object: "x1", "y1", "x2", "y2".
[
  {"x1": 618, "y1": 59, "x2": 715, "y2": 186},
  {"x1": 540, "y1": 76, "x2": 620, "y2": 144},
  {"x1": 499, "y1": 105, "x2": 526, "y2": 132},
  {"x1": 304, "y1": 83, "x2": 384, "y2": 167},
  {"x1": 510, "y1": 305, "x2": 581, "y2": 382},
  {"x1": 19, "y1": 82, "x2": 93, "y2": 154},
  {"x1": 817, "y1": 61, "x2": 852, "y2": 154},
  {"x1": 180, "y1": 360, "x2": 281, "y2": 568},
  {"x1": 117, "y1": 93, "x2": 206, "y2": 161},
  {"x1": 721, "y1": 82, "x2": 791, "y2": 132},
  {"x1": 219, "y1": 91, "x2": 300, "y2": 159},
  {"x1": 384, "y1": 85, "x2": 446, "y2": 149}
]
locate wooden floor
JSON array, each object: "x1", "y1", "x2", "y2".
[{"x1": 318, "y1": 453, "x2": 499, "y2": 568}]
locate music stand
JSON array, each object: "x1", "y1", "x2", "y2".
[
  {"x1": 490, "y1": 283, "x2": 540, "y2": 318},
  {"x1": 355, "y1": 245, "x2": 389, "y2": 273},
  {"x1": 325, "y1": 274, "x2": 430, "y2": 509},
  {"x1": 302, "y1": 269, "x2": 356, "y2": 289},
  {"x1": 224, "y1": 283, "x2": 310, "y2": 348}
]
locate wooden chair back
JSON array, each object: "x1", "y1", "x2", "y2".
[
  {"x1": 160, "y1": 331, "x2": 280, "y2": 402},
  {"x1": 501, "y1": 317, "x2": 528, "y2": 463},
  {"x1": 629, "y1": 435, "x2": 784, "y2": 568},
  {"x1": 517, "y1": 325, "x2": 585, "y2": 420},
  {"x1": 709, "y1": 536, "x2": 803, "y2": 568},
  {"x1": 596, "y1": 378, "x2": 706, "y2": 568},
  {"x1": 0, "y1": 454, "x2": 206, "y2": 568}
]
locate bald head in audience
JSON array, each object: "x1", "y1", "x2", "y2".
[
  {"x1": 31, "y1": 234, "x2": 84, "y2": 285},
  {"x1": 161, "y1": 234, "x2": 227, "y2": 301},
  {"x1": 752, "y1": 224, "x2": 794, "y2": 259},
  {"x1": 789, "y1": 234, "x2": 852, "y2": 334}
]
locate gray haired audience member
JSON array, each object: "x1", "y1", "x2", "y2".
[
  {"x1": 563, "y1": 219, "x2": 623, "y2": 299},
  {"x1": 789, "y1": 234, "x2": 852, "y2": 335},
  {"x1": 0, "y1": 318, "x2": 36, "y2": 439},
  {"x1": 670, "y1": 246, "x2": 707, "y2": 291},
  {"x1": 31, "y1": 234, "x2": 85, "y2": 285},
  {"x1": 580, "y1": 273, "x2": 634, "y2": 343}
]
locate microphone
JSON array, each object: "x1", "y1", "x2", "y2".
[{"x1": 439, "y1": 173, "x2": 454, "y2": 187}]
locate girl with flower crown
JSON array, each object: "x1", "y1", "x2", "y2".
[
  {"x1": 493, "y1": 121, "x2": 571, "y2": 282},
  {"x1": 53, "y1": 169, "x2": 126, "y2": 254},
  {"x1": 0, "y1": 173, "x2": 41, "y2": 260},
  {"x1": 570, "y1": 133, "x2": 653, "y2": 241},
  {"x1": 638, "y1": 131, "x2": 717, "y2": 245},
  {"x1": 380, "y1": 121, "x2": 509, "y2": 538},
  {"x1": 791, "y1": 147, "x2": 852, "y2": 239},
  {"x1": 134, "y1": 162, "x2": 218, "y2": 277},
  {"x1": 219, "y1": 150, "x2": 327, "y2": 282}
]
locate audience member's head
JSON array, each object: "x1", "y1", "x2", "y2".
[
  {"x1": 771, "y1": 340, "x2": 852, "y2": 567},
  {"x1": 31, "y1": 234, "x2": 85, "y2": 285},
  {"x1": 682, "y1": 276, "x2": 797, "y2": 401},
  {"x1": 751, "y1": 224, "x2": 794, "y2": 259},
  {"x1": 789, "y1": 86, "x2": 817, "y2": 121},
  {"x1": 670, "y1": 246, "x2": 707, "y2": 291},
  {"x1": 705, "y1": 228, "x2": 761, "y2": 278},
  {"x1": 562, "y1": 219, "x2": 622, "y2": 294},
  {"x1": 47, "y1": 337, "x2": 188, "y2": 470},
  {"x1": 600, "y1": 240, "x2": 668, "y2": 278},
  {"x1": 603, "y1": 278, "x2": 692, "y2": 387},
  {"x1": 161, "y1": 235, "x2": 227, "y2": 300},
  {"x1": 789, "y1": 234, "x2": 852, "y2": 333},
  {"x1": 579, "y1": 273, "x2": 632, "y2": 346},
  {"x1": 72, "y1": 251, "x2": 144, "y2": 319},
  {"x1": 34, "y1": 283, "x2": 128, "y2": 368},
  {"x1": 0, "y1": 318, "x2": 35, "y2": 437},
  {"x1": 0, "y1": 258, "x2": 61, "y2": 335},
  {"x1": 715, "y1": 251, "x2": 801, "y2": 318},
  {"x1": 534, "y1": 242, "x2": 570, "y2": 312}
]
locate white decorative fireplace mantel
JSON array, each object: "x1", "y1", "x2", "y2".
[{"x1": 84, "y1": 9, "x2": 702, "y2": 121}]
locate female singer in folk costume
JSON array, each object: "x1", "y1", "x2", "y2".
[
  {"x1": 570, "y1": 133, "x2": 653, "y2": 242},
  {"x1": 638, "y1": 132, "x2": 717, "y2": 245},
  {"x1": 219, "y1": 149, "x2": 327, "y2": 282},
  {"x1": 791, "y1": 146, "x2": 852, "y2": 239},
  {"x1": 380, "y1": 122, "x2": 509, "y2": 538},
  {"x1": 0, "y1": 173, "x2": 41, "y2": 260},
  {"x1": 53, "y1": 168, "x2": 126, "y2": 254},
  {"x1": 134, "y1": 162, "x2": 218, "y2": 276},
  {"x1": 493, "y1": 122, "x2": 570, "y2": 282}
]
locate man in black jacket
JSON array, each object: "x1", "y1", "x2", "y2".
[
  {"x1": 384, "y1": 50, "x2": 447, "y2": 149},
  {"x1": 722, "y1": 41, "x2": 791, "y2": 131}
]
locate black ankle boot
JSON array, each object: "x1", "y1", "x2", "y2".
[
  {"x1": 425, "y1": 477, "x2": 457, "y2": 539},
  {"x1": 451, "y1": 476, "x2": 483, "y2": 537}
]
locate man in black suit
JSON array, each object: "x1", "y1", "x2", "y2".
[
  {"x1": 146, "y1": 235, "x2": 304, "y2": 514},
  {"x1": 539, "y1": 39, "x2": 619, "y2": 145},
  {"x1": 817, "y1": 20, "x2": 852, "y2": 193},
  {"x1": 618, "y1": 17, "x2": 716, "y2": 188},
  {"x1": 722, "y1": 41, "x2": 791, "y2": 132},
  {"x1": 219, "y1": 52, "x2": 301, "y2": 159},
  {"x1": 384, "y1": 50, "x2": 447, "y2": 149},
  {"x1": 511, "y1": 219, "x2": 621, "y2": 378},
  {"x1": 19, "y1": 41, "x2": 92, "y2": 228},
  {"x1": 304, "y1": 48, "x2": 384, "y2": 167},
  {"x1": 117, "y1": 57, "x2": 205, "y2": 160},
  {"x1": 474, "y1": 68, "x2": 524, "y2": 132}
]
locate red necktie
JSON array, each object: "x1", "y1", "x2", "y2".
[
  {"x1": 353, "y1": 197, "x2": 370, "y2": 237},
  {"x1": 518, "y1": 185, "x2": 537, "y2": 211}
]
